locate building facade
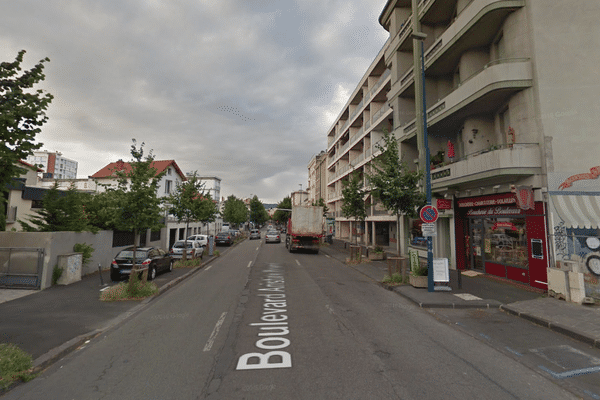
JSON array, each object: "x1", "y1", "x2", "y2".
[
  {"x1": 377, "y1": 0, "x2": 600, "y2": 291},
  {"x1": 26, "y1": 151, "x2": 78, "y2": 180},
  {"x1": 307, "y1": 151, "x2": 327, "y2": 205},
  {"x1": 325, "y1": 39, "x2": 396, "y2": 249}
]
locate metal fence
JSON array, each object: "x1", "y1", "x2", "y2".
[{"x1": 0, "y1": 247, "x2": 45, "y2": 289}]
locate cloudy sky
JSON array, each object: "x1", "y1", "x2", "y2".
[{"x1": 2, "y1": 0, "x2": 389, "y2": 203}]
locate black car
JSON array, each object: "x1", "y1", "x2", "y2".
[
  {"x1": 110, "y1": 247, "x2": 173, "y2": 282},
  {"x1": 215, "y1": 232, "x2": 234, "y2": 246}
]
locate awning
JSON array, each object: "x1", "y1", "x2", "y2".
[{"x1": 550, "y1": 193, "x2": 600, "y2": 229}]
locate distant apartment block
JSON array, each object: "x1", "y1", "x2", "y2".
[{"x1": 26, "y1": 151, "x2": 78, "y2": 179}]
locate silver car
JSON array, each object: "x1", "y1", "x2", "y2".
[
  {"x1": 265, "y1": 230, "x2": 281, "y2": 243},
  {"x1": 250, "y1": 229, "x2": 261, "y2": 240},
  {"x1": 170, "y1": 240, "x2": 204, "y2": 259}
]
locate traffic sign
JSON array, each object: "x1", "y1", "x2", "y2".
[{"x1": 420, "y1": 205, "x2": 439, "y2": 223}]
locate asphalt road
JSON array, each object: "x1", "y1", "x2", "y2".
[{"x1": 4, "y1": 238, "x2": 581, "y2": 399}]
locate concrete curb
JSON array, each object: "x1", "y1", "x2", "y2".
[
  {"x1": 389, "y1": 285, "x2": 503, "y2": 309},
  {"x1": 500, "y1": 305, "x2": 600, "y2": 350}
]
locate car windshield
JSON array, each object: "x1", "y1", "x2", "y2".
[
  {"x1": 217, "y1": 233, "x2": 229, "y2": 237},
  {"x1": 116, "y1": 250, "x2": 148, "y2": 259},
  {"x1": 267, "y1": 231, "x2": 278, "y2": 235}
]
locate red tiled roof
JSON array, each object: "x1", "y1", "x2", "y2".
[
  {"x1": 19, "y1": 160, "x2": 43, "y2": 172},
  {"x1": 89, "y1": 159, "x2": 186, "y2": 180}
]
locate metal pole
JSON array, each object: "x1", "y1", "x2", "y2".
[{"x1": 420, "y1": 41, "x2": 434, "y2": 292}]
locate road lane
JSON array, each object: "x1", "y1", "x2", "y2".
[
  {"x1": 208, "y1": 241, "x2": 578, "y2": 399},
  {"x1": 3, "y1": 239, "x2": 258, "y2": 400}
]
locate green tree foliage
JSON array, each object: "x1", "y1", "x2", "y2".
[
  {"x1": 341, "y1": 171, "x2": 367, "y2": 244},
  {"x1": 222, "y1": 195, "x2": 248, "y2": 227},
  {"x1": 164, "y1": 173, "x2": 210, "y2": 260},
  {"x1": 273, "y1": 197, "x2": 292, "y2": 225},
  {"x1": 0, "y1": 50, "x2": 53, "y2": 230},
  {"x1": 19, "y1": 183, "x2": 95, "y2": 232},
  {"x1": 113, "y1": 139, "x2": 166, "y2": 286},
  {"x1": 368, "y1": 130, "x2": 426, "y2": 254},
  {"x1": 82, "y1": 190, "x2": 121, "y2": 231},
  {"x1": 249, "y1": 195, "x2": 269, "y2": 226},
  {"x1": 312, "y1": 197, "x2": 329, "y2": 217}
]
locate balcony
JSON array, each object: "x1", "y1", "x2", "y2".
[
  {"x1": 401, "y1": 58, "x2": 531, "y2": 139},
  {"x1": 431, "y1": 143, "x2": 541, "y2": 189}
]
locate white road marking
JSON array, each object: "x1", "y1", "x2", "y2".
[
  {"x1": 247, "y1": 261, "x2": 252, "y2": 268},
  {"x1": 325, "y1": 254, "x2": 331, "y2": 258},
  {"x1": 295, "y1": 260, "x2": 301, "y2": 266},
  {"x1": 99, "y1": 286, "x2": 111, "y2": 292},
  {"x1": 205, "y1": 265, "x2": 212, "y2": 271},
  {"x1": 325, "y1": 305, "x2": 335, "y2": 314},
  {"x1": 256, "y1": 246, "x2": 260, "y2": 251},
  {"x1": 204, "y1": 312, "x2": 227, "y2": 352},
  {"x1": 453, "y1": 293, "x2": 482, "y2": 301}
]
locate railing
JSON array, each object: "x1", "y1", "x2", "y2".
[
  {"x1": 454, "y1": 58, "x2": 530, "y2": 91},
  {"x1": 371, "y1": 103, "x2": 391, "y2": 124}
]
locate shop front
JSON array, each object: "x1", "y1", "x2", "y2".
[{"x1": 455, "y1": 193, "x2": 549, "y2": 290}]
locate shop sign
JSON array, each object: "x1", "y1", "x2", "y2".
[
  {"x1": 458, "y1": 195, "x2": 515, "y2": 208},
  {"x1": 492, "y1": 222, "x2": 517, "y2": 231},
  {"x1": 437, "y1": 199, "x2": 452, "y2": 210},
  {"x1": 466, "y1": 206, "x2": 523, "y2": 216}
]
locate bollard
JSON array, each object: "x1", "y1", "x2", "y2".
[{"x1": 98, "y1": 263, "x2": 106, "y2": 286}]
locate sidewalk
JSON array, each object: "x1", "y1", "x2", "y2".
[
  {"x1": 320, "y1": 240, "x2": 600, "y2": 349},
  {"x1": 0, "y1": 255, "x2": 218, "y2": 372}
]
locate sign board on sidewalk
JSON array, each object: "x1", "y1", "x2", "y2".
[
  {"x1": 409, "y1": 250, "x2": 419, "y2": 272},
  {"x1": 433, "y1": 258, "x2": 449, "y2": 283},
  {"x1": 422, "y1": 223, "x2": 437, "y2": 237}
]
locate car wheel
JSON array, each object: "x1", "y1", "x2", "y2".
[
  {"x1": 148, "y1": 266, "x2": 157, "y2": 281},
  {"x1": 168, "y1": 260, "x2": 174, "y2": 272}
]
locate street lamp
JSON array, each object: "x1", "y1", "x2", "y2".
[{"x1": 412, "y1": 28, "x2": 434, "y2": 292}]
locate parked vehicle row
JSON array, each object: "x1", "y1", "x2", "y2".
[{"x1": 169, "y1": 240, "x2": 204, "y2": 259}]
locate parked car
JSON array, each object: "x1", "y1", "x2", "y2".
[
  {"x1": 170, "y1": 240, "x2": 204, "y2": 259},
  {"x1": 215, "y1": 231, "x2": 234, "y2": 246},
  {"x1": 249, "y1": 229, "x2": 261, "y2": 240},
  {"x1": 187, "y1": 234, "x2": 208, "y2": 247},
  {"x1": 110, "y1": 247, "x2": 173, "y2": 282},
  {"x1": 229, "y1": 229, "x2": 240, "y2": 237},
  {"x1": 265, "y1": 230, "x2": 281, "y2": 243}
]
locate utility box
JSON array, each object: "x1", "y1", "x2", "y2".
[{"x1": 56, "y1": 253, "x2": 83, "y2": 285}]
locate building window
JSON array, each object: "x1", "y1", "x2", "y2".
[
  {"x1": 165, "y1": 180, "x2": 172, "y2": 194},
  {"x1": 483, "y1": 217, "x2": 528, "y2": 269},
  {"x1": 167, "y1": 168, "x2": 172, "y2": 176}
]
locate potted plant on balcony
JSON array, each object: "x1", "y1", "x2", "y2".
[
  {"x1": 368, "y1": 246, "x2": 385, "y2": 261},
  {"x1": 409, "y1": 264, "x2": 428, "y2": 288}
]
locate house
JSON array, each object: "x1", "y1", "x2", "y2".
[{"x1": 4, "y1": 161, "x2": 46, "y2": 231}]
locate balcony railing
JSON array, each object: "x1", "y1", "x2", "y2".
[{"x1": 431, "y1": 143, "x2": 541, "y2": 186}]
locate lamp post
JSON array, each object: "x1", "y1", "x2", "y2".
[{"x1": 411, "y1": 11, "x2": 434, "y2": 291}]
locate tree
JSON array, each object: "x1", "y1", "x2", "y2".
[
  {"x1": 164, "y1": 173, "x2": 206, "y2": 261},
  {"x1": 113, "y1": 139, "x2": 166, "y2": 287},
  {"x1": 341, "y1": 171, "x2": 367, "y2": 244},
  {"x1": 273, "y1": 197, "x2": 292, "y2": 225},
  {"x1": 0, "y1": 50, "x2": 53, "y2": 230},
  {"x1": 196, "y1": 193, "x2": 219, "y2": 235},
  {"x1": 368, "y1": 130, "x2": 426, "y2": 255},
  {"x1": 249, "y1": 195, "x2": 269, "y2": 227},
  {"x1": 19, "y1": 183, "x2": 95, "y2": 232},
  {"x1": 312, "y1": 197, "x2": 329, "y2": 217},
  {"x1": 222, "y1": 195, "x2": 248, "y2": 227}
]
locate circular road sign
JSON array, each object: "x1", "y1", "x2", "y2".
[{"x1": 420, "y1": 205, "x2": 439, "y2": 223}]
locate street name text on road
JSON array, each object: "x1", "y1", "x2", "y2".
[{"x1": 236, "y1": 264, "x2": 292, "y2": 370}]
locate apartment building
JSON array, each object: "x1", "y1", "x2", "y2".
[
  {"x1": 325, "y1": 42, "x2": 395, "y2": 248},
  {"x1": 26, "y1": 151, "x2": 78, "y2": 180},
  {"x1": 307, "y1": 151, "x2": 327, "y2": 204},
  {"x1": 378, "y1": 0, "x2": 600, "y2": 291}
]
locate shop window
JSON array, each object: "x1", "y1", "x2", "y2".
[
  {"x1": 484, "y1": 217, "x2": 528, "y2": 269},
  {"x1": 410, "y1": 219, "x2": 427, "y2": 248}
]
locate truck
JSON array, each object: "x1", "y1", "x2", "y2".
[{"x1": 285, "y1": 205, "x2": 323, "y2": 254}]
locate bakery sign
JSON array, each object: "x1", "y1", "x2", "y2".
[
  {"x1": 467, "y1": 207, "x2": 523, "y2": 216},
  {"x1": 458, "y1": 195, "x2": 516, "y2": 208}
]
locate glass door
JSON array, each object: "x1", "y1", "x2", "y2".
[{"x1": 469, "y1": 219, "x2": 484, "y2": 271}]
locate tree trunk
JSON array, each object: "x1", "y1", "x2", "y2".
[
  {"x1": 396, "y1": 214, "x2": 401, "y2": 256},
  {"x1": 128, "y1": 230, "x2": 139, "y2": 293}
]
